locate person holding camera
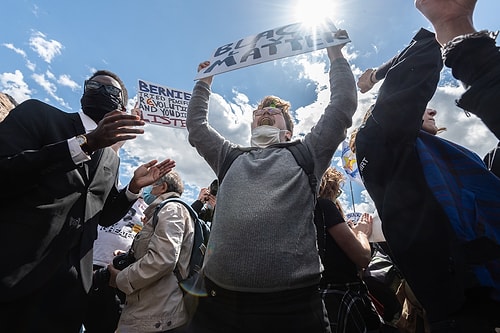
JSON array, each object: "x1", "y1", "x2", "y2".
[
  {"x1": 108, "y1": 170, "x2": 194, "y2": 333},
  {"x1": 191, "y1": 179, "x2": 218, "y2": 223}
]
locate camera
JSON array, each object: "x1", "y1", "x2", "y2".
[
  {"x1": 112, "y1": 250, "x2": 136, "y2": 270},
  {"x1": 91, "y1": 250, "x2": 136, "y2": 290},
  {"x1": 209, "y1": 179, "x2": 219, "y2": 196}
]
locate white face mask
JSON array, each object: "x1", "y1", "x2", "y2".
[{"x1": 250, "y1": 125, "x2": 288, "y2": 148}]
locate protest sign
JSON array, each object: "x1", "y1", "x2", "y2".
[
  {"x1": 137, "y1": 79, "x2": 191, "y2": 129},
  {"x1": 195, "y1": 20, "x2": 350, "y2": 79}
]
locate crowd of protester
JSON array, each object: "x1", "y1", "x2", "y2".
[{"x1": 1, "y1": 0, "x2": 499, "y2": 332}]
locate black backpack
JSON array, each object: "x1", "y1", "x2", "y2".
[
  {"x1": 152, "y1": 197, "x2": 210, "y2": 296},
  {"x1": 218, "y1": 140, "x2": 317, "y2": 195}
]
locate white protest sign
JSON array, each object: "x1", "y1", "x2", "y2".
[
  {"x1": 137, "y1": 79, "x2": 192, "y2": 129},
  {"x1": 195, "y1": 20, "x2": 350, "y2": 80},
  {"x1": 346, "y1": 211, "x2": 386, "y2": 243}
]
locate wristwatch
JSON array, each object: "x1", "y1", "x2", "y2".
[{"x1": 76, "y1": 134, "x2": 91, "y2": 155}]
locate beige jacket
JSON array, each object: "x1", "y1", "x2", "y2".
[{"x1": 116, "y1": 192, "x2": 194, "y2": 332}]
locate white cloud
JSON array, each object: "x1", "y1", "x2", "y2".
[
  {"x1": 26, "y1": 60, "x2": 36, "y2": 71},
  {"x1": 29, "y1": 31, "x2": 63, "y2": 63},
  {"x1": 58, "y1": 74, "x2": 80, "y2": 91},
  {"x1": 429, "y1": 84, "x2": 497, "y2": 157},
  {"x1": 0, "y1": 70, "x2": 32, "y2": 103},
  {"x1": 3, "y1": 43, "x2": 26, "y2": 57},
  {"x1": 45, "y1": 70, "x2": 56, "y2": 80},
  {"x1": 31, "y1": 72, "x2": 70, "y2": 109},
  {"x1": 3, "y1": 43, "x2": 37, "y2": 72}
]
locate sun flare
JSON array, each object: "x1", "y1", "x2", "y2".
[{"x1": 293, "y1": 0, "x2": 337, "y2": 28}]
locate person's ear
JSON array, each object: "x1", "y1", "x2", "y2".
[{"x1": 284, "y1": 130, "x2": 292, "y2": 141}]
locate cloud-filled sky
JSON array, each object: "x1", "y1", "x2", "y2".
[{"x1": 1, "y1": 0, "x2": 499, "y2": 210}]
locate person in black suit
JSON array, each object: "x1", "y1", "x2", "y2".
[{"x1": 0, "y1": 70, "x2": 176, "y2": 332}]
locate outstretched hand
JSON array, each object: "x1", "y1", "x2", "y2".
[
  {"x1": 128, "y1": 158, "x2": 176, "y2": 194},
  {"x1": 85, "y1": 110, "x2": 145, "y2": 152}
]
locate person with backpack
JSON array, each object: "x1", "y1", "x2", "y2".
[
  {"x1": 185, "y1": 29, "x2": 356, "y2": 333},
  {"x1": 355, "y1": 25, "x2": 500, "y2": 331},
  {"x1": 109, "y1": 170, "x2": 194, "y2": 333}
]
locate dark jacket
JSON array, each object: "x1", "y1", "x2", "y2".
[
  {"x1": 0, "y1": 99, "x2": 133, "y2": 301},
  {"x1": 356, "y1": 28, "x2": 500, "y2": 322}
]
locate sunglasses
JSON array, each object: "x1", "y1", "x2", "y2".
[
  {"x1": 253, "y1": 107, "x2": 283, "y2": 117},
  {"x1": 84, "y1": 80, "x2": 122, "y2": 98}
]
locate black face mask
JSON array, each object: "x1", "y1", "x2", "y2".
[{"x1": 80, "y1": 89, "x2": 123, "y2": 124}]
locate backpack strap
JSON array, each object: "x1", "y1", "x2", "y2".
[
  {"x1": 285, "y1": 142, "x2": 317, "y2": 195},
  {"x1": 217, "y1": 147, "x2": 257, "y2": 185},
  {"x1": 269, "y1": 140, "x2": 317, "y2": 196},
  {"x1": 151, "y1": 196, "x2": 196, "y2": 229}
]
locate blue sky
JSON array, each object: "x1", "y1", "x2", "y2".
[{"x1": 1, "y1": 0, "x2": 499, "y2": 212}]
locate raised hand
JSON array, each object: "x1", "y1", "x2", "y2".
[
  {"x1": 85, "y1": 110, "x2": 145, "y2": 153},
  {"x1": 326, "y1": 29, "x2": 349, "y2": 61},
  {"x1": 128, "y1": 159, "x2": 176, "y2": 193},
  {"x1": 197, "y1": 61, "x2": 214, "y2": 86}
]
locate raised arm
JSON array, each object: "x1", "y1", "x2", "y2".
[
  {"x1": 415, "y1": 0, "x2": 476, "y2": 46},
  {"x1": 415, "y1": 0, "x2": 500, "y2": 139}
]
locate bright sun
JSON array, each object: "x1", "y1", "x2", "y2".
[{"x1": 294, "y1": 0, "x2": 336, "y2": 27}]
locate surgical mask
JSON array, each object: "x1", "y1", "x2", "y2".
[
  {"x1": 143, "y1": 186, "x2": 157, "y2": 205},
  {"x1": 250, "y1": 125, "x2": 288, "y2": 148},
  {"x1": 80, "y1": 90, "x2": 123, "y2": 124}
]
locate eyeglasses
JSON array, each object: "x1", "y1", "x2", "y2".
[
  {"x1": 336, "y1": 189, "x2": 343, "y2": 198},
  {"x1": 84, "y1": 80, "x2": 122, "y2": 98},
  {"x1": 253, "y1": 107, "x2": 283, "y2": 117}
]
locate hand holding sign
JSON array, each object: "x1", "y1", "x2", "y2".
[
  {"x1": 327, "y1": 29, "x2": 350, "y2": 61},
  {"x1": 197, "y1": 61, "x2": 213, "y2": 85},
  {"x1": 195, "y1": 20, "x2": 350, "y2": 80}
]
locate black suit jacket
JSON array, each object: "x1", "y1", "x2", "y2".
[{"x1": 0, "y1": 99, "x2": 134, "y2": 301}]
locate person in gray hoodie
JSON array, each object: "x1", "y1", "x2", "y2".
[{"x1": 186, "y1": 30, "x2": 356, "y2": 333}]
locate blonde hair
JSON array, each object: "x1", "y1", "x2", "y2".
[
  {"x1": 319, "y1": 167, "x2": 346, "y2": 219},
  {"x1": 257, "y1": 95, "x2": 293, "y2": 133},
  {"x1": 319, "y1": 167, "x2": 345, "y2": 201}
]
